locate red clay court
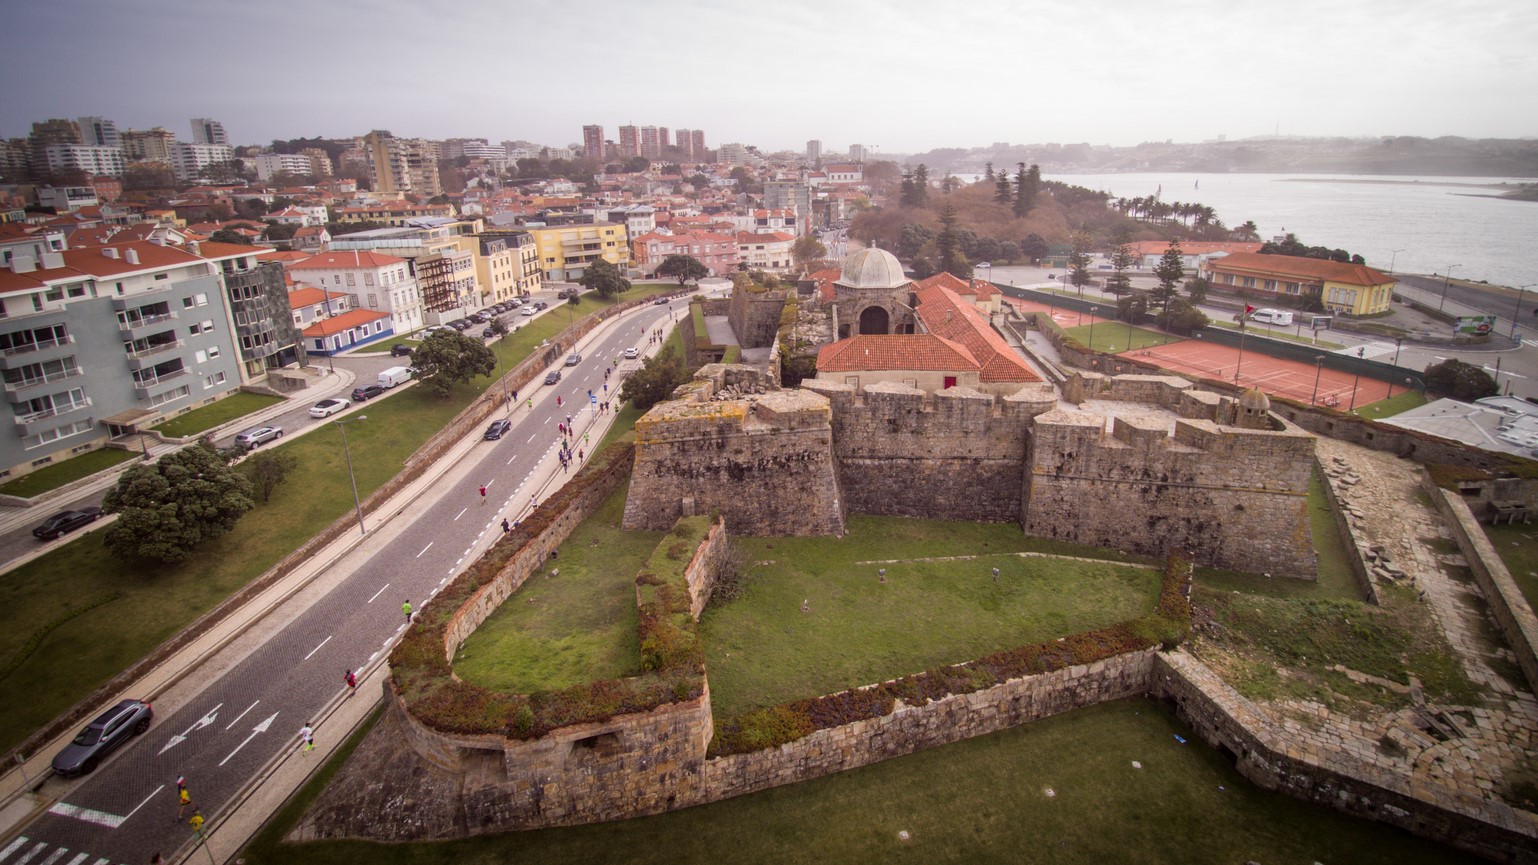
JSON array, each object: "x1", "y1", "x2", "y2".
[
  {"x1": 1006, "y1": 297, "x2": 1112, "y2": 328},
  {"x1": 1121, "y1": 339, "x2": 1394, "y2": 408}
]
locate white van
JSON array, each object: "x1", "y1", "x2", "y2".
[
  {"x1": 378, "y1": 366, "x2": 413, "y2": 388},
  {"x1": 1249, "y1": 308, "x2": 1294, "y2": 326}
]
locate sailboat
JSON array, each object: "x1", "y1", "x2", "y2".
[{"x1": 1195, "y1": 179, "x2": 1200, "y2": 189}]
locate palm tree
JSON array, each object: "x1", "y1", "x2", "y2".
[{"x1": 1234, "y1": 220, "x2": 1260, "y2": 242}]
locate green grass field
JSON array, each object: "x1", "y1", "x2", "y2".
[
  {"x1": 454, "y1": 481, "x2": 657, "y2": 692},
  {"x1": 241, "y1": 699, "x2": 1471, "y2": 865},
  {"x1": 150, "y1": 391, "x2": 285, "y2": 437},
  {"x1": 703, "y1": 522, "x2": 1161, "y2": 715},
  {"x1": 1483, "y1": 520, "x2": 1538, "y2": 613},
  {"x1": 0, "y1": 447, "x2": 138, "y2": 498},
  {"x1": 1063, "y1": 320, "x2": 1167, "y2": 353},
  {"x1": 1353, "y1": 389, "x2": 1428, "y2": 420}
]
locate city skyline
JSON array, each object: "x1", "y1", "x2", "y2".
[{"x1": 3, "y1": 0, "x2": 1536, "y2": 154}]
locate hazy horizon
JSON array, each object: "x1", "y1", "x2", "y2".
[{"x1": 4, "y1": 0, "x2": 1536, "y2": 153}]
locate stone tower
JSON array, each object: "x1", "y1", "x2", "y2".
[{"x1": 832, "y1": 248, "x2": 913, "y2": 339}]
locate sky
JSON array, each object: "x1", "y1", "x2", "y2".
[{"x1": 4, "y1": 0, "x2": 1537, "y2": 155}]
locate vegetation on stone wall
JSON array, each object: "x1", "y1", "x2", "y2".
[
  {"x1": 708, "y1": 554, "x2": 1193, "y2": 756},
  {"x1": 636, "y1": 517, "x2": 712, "y2": 674}
]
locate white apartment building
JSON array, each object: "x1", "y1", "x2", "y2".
[
  {"x1": 45, "y1": 144, "x2": 125, "y2": 177},
  {"x1": 251, "y1": 152, "x2": 318, "y2": 181},
  {"x1": 169, "y1": 142, "x2": 236, "y2": 181},
  {"x1": 286, "y1": 250, "x2": 425, "y2": 334}
]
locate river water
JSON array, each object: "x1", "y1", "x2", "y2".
[{"x1": 1042, "y1": 172, "x2": 1538, "y2": 289}]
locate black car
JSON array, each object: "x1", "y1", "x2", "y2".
[
  {"x1": 32, "y1": 506, "x2": 104, "y2": 541},
  {"x1": 52, "y1": 698, "x2": 153, "y2": 777},
  {"x1": 484, "y1": 419, "x2": 512, "y2": 440},
  {"x1": 533, "y1": 301, "x2": 549, "y2": 310},
  {"x1": 654, "y1": 297, "x2": 670, "y2": 305},
  {"x1": 543, "y1": 370, "x2": 562, "y2": 385},
  {"x1": 481, "y1": 327, "x2": 497, "y2": 339},
  {"x1": 391, "y1": 344, "x2": 413, "y2": 357},
  {"x1": 351, "y1": 384, "x2": 385, "y2": 402}
]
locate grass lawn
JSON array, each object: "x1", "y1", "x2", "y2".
[
  {"x1": 0, "y1": 447, "x2": 137, "y2": 498},
  {"x1": 1482, "y1": 520, "x2": 1538, "y2": 613},
  {"x1": 1208, "y1": 319, "x2": 1346, "y2": 350},
  {"x1": 0, "y1": 382, "x2": 478, "y2": 752},
  {"x1": 1062, "y1": 320, "x2": 1166, "y2": 353},
  {"x1": 1354, "y1": 389, "x2": 1428, "y2": 421},
  {"x1": 150, "y1": 391, "x2": 285, "y2": 437},
  {"x1": 454, "y1": 480, "x2": 658, "y2": 692},
  {"x1": 702, "y1": 516, "x2": 1160, "y2": 716},
  {"x1": 241, "y1": 698, "x2": 1471, "y2": 865}
]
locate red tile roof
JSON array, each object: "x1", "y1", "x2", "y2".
[
  {"x1": 912, "y1": 272, "x2": 999, "y2": 301},
  {"x1": 287, "y1": 286, "x2": 350, "y2": 308},
  {"x1": 301, "y1": 308, "x2": 391, "y2": 337},
  {"x1": 914, "y1": 284, "x2": 1042, "y2": 383},
  {"x1": 289, "y1": 250, "x2": 407, "y2": 270},
  {"x1": 817, "y1": 333, "x2": 979, "y2": 373},
  {"x1": 1206, "y1": 251, "x2": 1392, "y2": 287}
]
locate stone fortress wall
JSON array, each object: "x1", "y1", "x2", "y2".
[{"x1": 727, "y1": 286, "x2": 787, "y2": 349}]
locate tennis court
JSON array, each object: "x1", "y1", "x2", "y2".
[
  {"x1": 1005, "y1": 297, "x2": 1111, "y2": 328},
  {"x1": 1123, "y1": 339, "x2": 1392, "y2": 407}
]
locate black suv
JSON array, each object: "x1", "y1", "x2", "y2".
[
  {"x1": 33, "y1": 507, "x2": 104, "y2": 541},
  {"x1": 52, "y1": 699, "x2": 153, "y2": 777},
  {"x1": 351, "y1": 384, "x2": 385, "y2": 402},
  {"x1": 390, "y1": 344, "x2": 413, "y2": 357}
]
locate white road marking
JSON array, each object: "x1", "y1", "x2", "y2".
[
  {"x1": 367, "y1": 583, "x2": 390, "y2": 604},
  {"x1": 416, "y1": 541, "x2": 434, "y2": 557},
  {"x1": 454, "y1": 507, "x2": 467, "y2": 521},
  {"x1": 219, "y1": 712, "x2": 277, "y2": 767},
  {"x1": 63, "y1": 853, "x2": 89, "y2": 865},
  {"x1": 37, "y1": 850, "x2": 67, "y2": 865},
  {"x1": 119, "y1": 784, "x2": 163, "y2": 823},
  {"x1": 304, "y1": 636, "x2": 332, "y2": 660},
  {"x1": 1, "y1": 838, "x2": 30, "y2": 861},
  {"x1": 225, "y1": 700, "x2": 259, "y2": 731},
  {"x1": 506, "y1": 455, "x2": 517, "y2": 465},
  {"x1": 46, "y1": 802, "x2": 123, "y2": 829},
  {"x1": 160, "y1": 704, "x2": 221, "y2": 753},
  {"x1": 526, "y1": 433, "x2": 536, "y2": 443}
]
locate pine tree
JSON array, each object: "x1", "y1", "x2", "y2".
[
  {"x1": 994, "y1": 170, "x2": 1013, "y2": 204},
  {"x1": 1151, "y1": 240, "x2": 1186, "y2": 325},
  {"x1": 1019, "y1": 164, "x2": 1041, "y2": 215},
  {"x1": 1012, "y1": 163, "x2": 1029, "y2": 217},
  {"x1": 1105, "y1": 229, "x2": 1135, "y2": 296},
  {"x1": 913, "y1": 164, "x2": 930, "y2": 207},
  {"x1": 900, "y1": 170, "x2": 916, "y2": 207},
  {"x1": 936, "y1": 206, "x2": 971, "y2": 279},
  {"x1": 1067, "y1": 230, "x2": 1093, "y2": 295},
  {"x1": 983, "y1": 162, "x2": 995, "y2": 181}
]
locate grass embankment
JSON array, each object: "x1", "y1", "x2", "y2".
[
  {"x1": 1062, "y1": 320, "x2": 1167, "y2": 353},
  {"x1": 1354, "y1": 389, "x2": 1427, "y2": 420},
  {"x1": 454, "y1": 481, "x2": 657, "y2": 692},
  {"x1": 0, "y1": 285, "x2": 671, "y2": 753},
  {"x1": 240, "y1": 699, "x2": 1471, "y2": 865},
  {"x1": 702, "y1": 519, "x2": 1161, "y2": 716},
  {"x1": 151, "y1": 391, "x2": 285, "y2": 437},
  {"x1": 0, "y1": 448, "x2": 137, "y2": 498},
  {"x1": 1482, "y1": 520, "x2": 1538, "y2": 615},
  {"x1": 1191, "y1": 470, "x2": 1482, "y2": 711}
]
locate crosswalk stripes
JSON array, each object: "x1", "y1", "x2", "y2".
[{"x1": 0, "y1": 839, "x2": 111, "y2": 865}]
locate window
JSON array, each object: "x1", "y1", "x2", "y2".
[
  {"x1": 365, "y1": 273, "x2": 374, "y2": 286},
  {"x1": 154, "y1": 273, "x2": 168, "y2": 281},
  {"x1": 201, "y1": 320, "x2": 214, "y2": 332},
  {"x1": 346, "y1": 274, "x2": 355, "y2": 286},
  {"x1": 183, "y1": 296, "x2": 195, "y2": 308},
  {"x1": 45, "y1": 287, "x2": 63, "y2": 302},
  {"x1": 194, "y1": 292, "x2": 208, "y2": 306},
  {"x1": 67, "y1": 285, "x2": 86, "y2": 298},
  {"x1": 195, "y1": 350, "x2": 207, "y2": 363},
  {"x1": 208, "y1": 346, "x2": 220, "y2": 359}
]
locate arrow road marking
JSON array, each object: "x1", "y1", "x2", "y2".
[
  {"x1": 225, "y1": 700, "x2": 259, "y2": 731},
  {"x1": 159, "y1": 703, "x2": 221, "y2": 754},
  {"x1": 219, "y1": 712, "x2": 277, "y2": 766}
]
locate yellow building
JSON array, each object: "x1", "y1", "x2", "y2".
[
  {"x1": 472, "y1": 231, "x2": 543, "y2": 304},
  {"x1": 1201, "y1": 252, "x2": 1395, "y2": 316},
  {"x1": 526, "y1": 222, "x2": 630, "y2": 282}
]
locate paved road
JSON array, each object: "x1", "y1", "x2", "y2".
[{"x1": 6, "y1": 301, "x2": 678, "y2": 865}]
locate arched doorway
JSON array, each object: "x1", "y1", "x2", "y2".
[{"x1": 858, "y1": 305, "x2": 889, "y2": 335}]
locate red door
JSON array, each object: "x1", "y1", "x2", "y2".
[{"x1": 943, "y1": 376, "x2": 957, "y2": 389}]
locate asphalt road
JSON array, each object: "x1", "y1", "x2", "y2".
[{"x1": 7, "y1": 300, "x2": 678, "y2": 865}]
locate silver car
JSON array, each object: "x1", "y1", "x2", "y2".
[
  {"x1": 52, "y1": 699, "x2": 153, "y2": 777},
  {"x1": 233, "y1": 425, "x2": 283, "y2": 448}
]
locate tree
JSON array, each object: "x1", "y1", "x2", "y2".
[
  {"x1": 1068, "y1": 230, "x2": 1093, "y2": 294},
  {"x1": 994, "y1": 170, "x2": 1013, "y2": 205},
  {"x1": 1233, "y1": 220, "x2": 1260, "y2": 242},
  {"x1": 1117, "y1": 290, "x2": 1150, "y2": 325},
  {"x1": 579, "y1": 259, "x2": 631, "y2": 298},
  {"x1": 912, "y1": 164, "x2": 930, "y2": 207},
  {"x1": 1150, "y1": 241, "x2": 1185, "y2": 319},
  {"x1": 983, "y1": 162, "x2": 995, "y2": 181},
  {"x1": 1424, "y1": 358, "x2": 1498, "y2": 401},
  {"x1": 244, "y1": 450, "x2": 297, "y2": 503},
  {"x1": 1012, "y1": 163, "x2": 1030, "y2": 217},
  {"x1": 208, "y1": 229, "x2": 248, "y2": 245},
  {"x1": 101, "y1": 442, "x2": 255, "y2": 565},
  {"x1": 896, "y1": 223, "x2": 933, "y2": 260},
  {"x1": 1164, "y1": 297, "x2": 1210, "y2": 336},
  {"x1": 619, "y1": 346, "x2": 694, "y2": 412},
  {"x1": 1105, "y1": 229, "x2": 1135, "y2": 296},
  {"x1": 656, "y1": 254, "x2": 709, "y2": 285},
  {"x1": 998, "y1": 240, "x2": 1021, "y2": 262},
  {"x1": 935, "y1": 206, "x2": 971, "y2": 279},
  {"x1": 263, "y1": 222, "x2": 299, "y2": 242},
  {"x1": 900, "y1": 170, "x2": 916, "y2": 207},
  {"x1": 236, "y1": 198, "x2": 269, "y2": 220},
  {"x1": 791, "y1": 236, "x2": 827, "y2": 268},
  {"x1": 1185, "y1": 275, "x2": 1210, "y2": 305},
  {"x1": 1020, "y1": 233, "x2": 1049, "y2": 264},
  {"x1": 411, "y1": 330, "x2": 497, "y2": 397}
]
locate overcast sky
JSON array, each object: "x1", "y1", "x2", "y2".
[{"x1": 4, "y1": 0, "x2": 1535, "y2": 155}]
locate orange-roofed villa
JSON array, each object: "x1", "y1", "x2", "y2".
[{"x1": 1200, "y1": 251, "x2": 1395, "y2": 316}]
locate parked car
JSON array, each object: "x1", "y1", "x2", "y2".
[
  {"x1": 533, "y1": 301, "x2": 548, "y2": 310},
  {"x1": 481, "y1": 327, "x2": 497, "y2": 339},
  {"x1": 623, "y1": 347, "x2": 639, "y2": 359},
  {"x1": 390, "y1": 344, "x2": 413, "y2": 357},
  {"x1": 483, "y1": 419, "x2": 513, "y2": 440},
  {"x1": 308, "y1": 398, "x2": 349, "y2": 418},
  {"x1": 449, "y1": 320, "x2": 469, "y2": 331},
  {"x1": 52, "y1": 699, "x2": 153, "y2": 777},
  {"x1": 521, "y1": 305, "x2": 537, "y2": 316},
  {"x1": 557, "y1": 287, "x2": 577, "y2": 299},
  {"x1": 543, "y1": 370, "x2": 562, "y2": 385},
  {"x1": 351, "y1": 384, "x2": 385, "y2": 402},
  {"x1": 565, "y1": 352, "x2": 581, "y2": 367},
  {"x1": 233, "y1": 425, "x2": 283, "y2": 449},
  {"x1": 423, "y1": 325, "x2": 454, "y2": 336},
  {"x1": 32, "y1": 507, "x2": 104, "y2": 541},
  {"x1": 378, "y1": 366, "x2": 412, "y2": 388}
]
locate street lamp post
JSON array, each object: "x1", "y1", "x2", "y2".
[
  {"x1": 1511, "y1": 283, "x2": 1537, "y2": 339},
  {"x1": 1388, "y1": 248, "x2": 1405, "y2": 275},
  {"x1": 1437, "y1": 264, "x2": 1461, "y2": 313},
  {"x1": 333, "y1": 415, "x2": 368, "y2": 536},
  {"x1": 1348, "y1": 347, "x2": 1365, "y2": 412},
  {"x1": 1386, "y1": 337, "x2": 1405, "y2": 398},
  {"x1": 1311, "y1": 355, "x2": 1325, "y2": 405},
  {"x1": 1087, "y1": 306, "x2": 1098, "y2": 357},
  {"x1": 1234, "y1": 319, "x2": 1248, "y2": 385}
]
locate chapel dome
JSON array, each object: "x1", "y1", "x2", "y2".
[
  {"x1": 837, "y1": 248, "x2": 908, "y2": 290},
  {"x1": 1238, "y1": 387, "x2": 1271, "y2": 412}
]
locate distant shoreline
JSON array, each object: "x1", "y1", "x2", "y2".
[{"x1": 1273, "y1": 178, "x2": 1518, "y2": 190}]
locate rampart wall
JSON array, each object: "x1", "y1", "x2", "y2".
[
  {"x1": 1023, "y1": 407, "x2": 1317, "y2": 577},
  {"x1": 803, "y1": 378, "x2": 1056, "y2": 522},
  {"x1": 728, "y1": 288, "x2": 788, "y2": 349}
]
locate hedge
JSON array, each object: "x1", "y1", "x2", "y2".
[{"x1": 708, "y1": 553, "x2": 1193, "y2": 757}]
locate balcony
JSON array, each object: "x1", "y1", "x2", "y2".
[
  {"x1": 133, "y1": 367, "x2": 189, "y2": 399},
  {"x1": 13, "y1": 398, "x2": 92, "y2": 429},
  {"x1": 3, "y1": 365, "x2": 84, "y2": 393},
  {"x1": 0, "y1": 334, "x2": 75, "y2": 369},
  {"x1": 117, "y1": 312, "x2": 178, "y2": 333}
]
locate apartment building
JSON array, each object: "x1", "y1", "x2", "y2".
[
  {"x1": 526, "y1": 222, "x2": 630, "y2": 281},
  {"x1": 737, "y1": 231, "x2": 795, "y2": 270},
  {"x1": 363, "y1": 130, "x2": 442, "y2": 198},
  {"x1": 169, "y1": 142, "x2": 235, "y2": 181},
  {"x1": 630, "y1": 229, "x2": 738, "y2": 276},
  {"x1": 287, "y1": 250, "x2": 424, "y2": 334},
  {"x1": 582, "y1": 125, "x2": 604, "y2": 161},
  {"x1": 120, "y1": 127, "x2": 175, "y2": 163},
  {"x1": 327, "y1": 222, "x2": 479, "y2": 319},
  {"x1": 0, "y1": 239, "x2": 288, "y2": 478},
  {"x1": 331, "y1": 200, "x2": 454, "y2": 226},
  {"x1": 190, "y1": 118, "x2": 229, "y2": 146}
]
